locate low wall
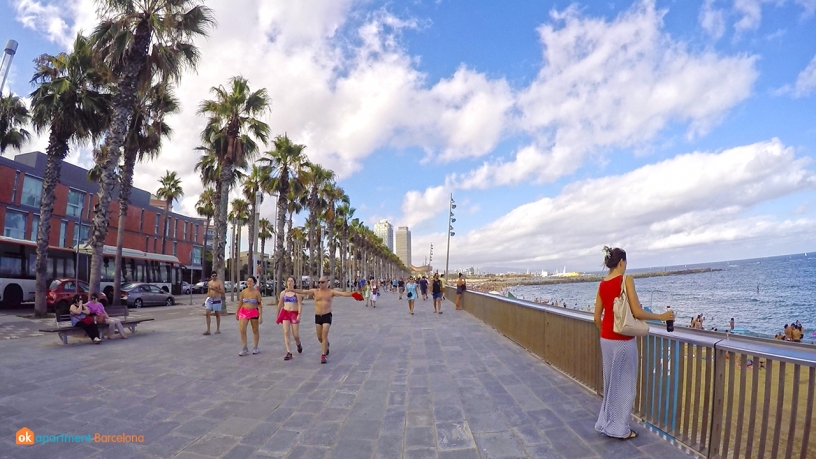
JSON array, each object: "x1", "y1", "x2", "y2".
[{"x1": 449, "y1": 287, "x2": 816, "y2": 459}]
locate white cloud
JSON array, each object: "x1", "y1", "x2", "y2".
[
  {"x1": 700, "y1": 0, "x2": 727, "y2": 39},
  {"x1": 400, "y1": 185, "x2": 452, "y2": 229},
  {"x1": 794, "y1": 55, "x2": 816, "y2": 97},
  {"x1": 446, "y1": 139, "x2": 816, "y2": 270},
  {"x1": 13, "y1": 0, "x2": 97, "y2": 47}
]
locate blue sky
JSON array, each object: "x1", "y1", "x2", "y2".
[{"x1": 2, "y1": 0, "x2": 816, "y2": 272}]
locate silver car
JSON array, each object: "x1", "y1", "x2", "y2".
[{"x1": 121, "y1": 283, "x2": 176, "y2": 308}]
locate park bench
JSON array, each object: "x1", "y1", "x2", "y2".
[{"x1": 39, "y1": 305, "x2": 154, "y2": 345}]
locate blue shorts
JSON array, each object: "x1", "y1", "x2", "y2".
[
  {"x1": 433, "y1": 293, "x2": 442, "y2": 299},
  {"x1": 205, "y1": 298, "x2": 222, "y2": 312}
]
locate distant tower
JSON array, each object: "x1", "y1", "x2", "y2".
[
  {"x1": 395, "y1": 226, "x2": 412, "y2": 268},
  {"x1": 0, "y1": 40, "x2": 18, "y2": 95},
  {"x1": 373, "y1": 219, "x2": 394, "y2": 252}
]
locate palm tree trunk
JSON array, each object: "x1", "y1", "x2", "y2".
[
  {"x1": 34, "y1": 133, "x2": 68, "y2": 317},
  {"x1": 89, "y1": 22, "x2": 151, "y2": 294},
  {"x1": 247, "y1": 198, "x2": 255, "y2": 279},
  {"x1": 203, "y1": 217, "x2": 211, "y2": 276},
  {"x1": 161, "y1": 199, "x2": 170, "y2": 254},
  {"x1": 260, "y1": 237, "x2": 266, "y2": 295},
  {"x1": 214, "y1": 162, "x2": 232, "y2": 307},
  {"x1": 307, "y1": 207, "x2": 316, "y2": 288},
  {"x1": 274, "y1": 193, "x2": 287, "y2": 296},
  {"x1": 328, "y1": 218, "x2": 336, "y2": 286},
  {"x1": 114, "y1": 150, "x2": 137, "y2": 306},
  {"x1": 285, "y1": 211, "x2": 294, "y2": 275}
]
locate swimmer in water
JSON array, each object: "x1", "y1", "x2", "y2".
[{"x1": 236, "y1": 276, "x2": 263, "y2": 356}]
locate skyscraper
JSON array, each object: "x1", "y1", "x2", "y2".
[
  {"x1": 396, "y1": 226, "x2": 411, "y2": 268},
  {"x1": 374, "y1": 219, "x2": 394, "y2": 252}
]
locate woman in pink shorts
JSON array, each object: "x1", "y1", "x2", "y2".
[
  {"x1": 276, "y1": 277, "x2": 303, "y2": 361},
  {"x1": 236, "y1": 276, "x2": 263, "y2": 356}
]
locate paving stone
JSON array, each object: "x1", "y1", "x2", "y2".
[
  {"x1": 265, "y1": 407, "x2": 295, "y2": 424},
  {"x1": 437, "y1": 448, "x2": 481, "y2": 459},
  {"x1": 466, "y1": 409, "x2": 510, "y2": 433},
  {"x1": 241, "y1": 422, "x2": 282, "y2": 447},
  {"x1": 373, "y1": 433, "x2": 403, "y2": 459},
  {"x1": 221, "y1": 443, "x2": 258, "y2": 459},
  {"x1": 257, "y1": 429, "x2": 299, "y2": 456},
  {"x1": 406, "y1": 411, "x2": 434, "y2": 427},
  {"x1": 405, "y1": 447, "x2": 438, "y2": 459},
  {"x1": 287, "y1": 445, "x2": 330, "y2": 459},
  {"x1": 328, "y1": 438, "x2": 375, "y2": 459},
  {"x1": 524, "y1": 443, "x2": 562, "y2": 459},
  {"x1": 541, "y1": 427, "x2": 595, "y2": 459},
  {"x1": 526, "y1": 409, "x2": 565, "y2": 431},
  {"x1": 141, "y1": 433, "x2": 197, "y2": 457},
  {"x1": 339, "y1": 420, "x2": 381, "y2": 440},
  {"x1": 473, "y1": 431, "x2": 527, "y2": 459},
  {"x1": 217, "y1": 416, "x2": 262, "y2": 437},
  {"x1": 512, "y1": 423, "x2": 548, "y2": 446},
  {"x1": 435, "y1": 421, "x2": 476, "y2": 451},
  {"x1": 406, "y1": 426, "x2": 436, "y2": 449},
  {"x1": 184, "y1": 433, "x2": 240, "y2": 457},
  {"x1": 316, "y1": 407, "x2": 350, "y2": 423},
  {"x1": 298, "y1": 422, "x2": 341, "y2": 447}
]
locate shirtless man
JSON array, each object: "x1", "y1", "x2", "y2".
[
  {"x1": 204, "y1": 272, "x2": 225, "y2": 335},
  {"x1": 292, "y1": 276, "x2": 360, "y2": 364}
]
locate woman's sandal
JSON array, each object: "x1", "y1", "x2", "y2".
[{"x1": 619, "y1": 430, "x2": 638, "y2": 440}]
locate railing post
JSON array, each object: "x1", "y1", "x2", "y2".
[{"x1": 708, "y1": 347, "x2": 727, "y2": 458}]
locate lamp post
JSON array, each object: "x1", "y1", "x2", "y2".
[
  {"x1": 444, "y1": 194, "x2": 456, "y2": 280},
  {"x1": 0, "y1": 40, "x2": 18, "y2": 95}
]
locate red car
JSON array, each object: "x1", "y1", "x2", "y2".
[{"x1": 46, "y1": 279, "x2": 109, "y2": 312}]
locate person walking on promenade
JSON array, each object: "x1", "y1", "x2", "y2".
[
  {"x1": 370, "y1": 280, "x2": 379, "y2": 308},
  {"x1": 203, "y1": 272, "x2": 224, "y2": 335},
  {"x1": 398, "y1": 278, "x2": 405, "y2": 299},
  {"x1": 419, "y1": 275, "x2": 429, "y2": 300},
  {"x1": 405, "y1": 276, "x2": 418, "y2": 315},
  {"x1": 432, "y1": 273, "x2": 443, "y2": 314},
  {"x1": 439, "y1": 274, "x2": 447, "y2": 301},
  {"x1": 455, "y1": 273, "x2": 466, "y2": 310},
  {"x1": 292, "y1": 276, "x2": 361, "y2": 364},
  {"x1": 276, "y1": 277, "x2": 303, "y2": 360},
  {"x1": 593, "y1": 246, "x2": 674, "y2": 440},
  {"x1": 236, "y1": 276, "x2": 263, "y2": 356}
]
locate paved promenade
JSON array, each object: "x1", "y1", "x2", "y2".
[{"x1": 0, "y1": 290, "x2": 692, "y2": 459}]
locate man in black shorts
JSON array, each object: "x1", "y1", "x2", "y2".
[
  {"x1": 419, "y1": 275, "x2": 429, "y2": 300},
  {"x1": 292, "y1": 277, "x2": 359, "y2": 364},
  {"x1": 398, "y1": 278, "x2": 405, "y2": 299}
]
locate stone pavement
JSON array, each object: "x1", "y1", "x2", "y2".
[{"x1": 0, "y1": 289, "x2": 694, "y2": 459}]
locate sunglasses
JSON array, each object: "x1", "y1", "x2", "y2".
[{"x1": 319, "y1": 280, "x2": 327, "y2": 284}]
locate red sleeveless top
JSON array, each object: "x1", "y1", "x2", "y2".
[{"x1": 598, "y1": 275, "x2": 634, "y2": 341}]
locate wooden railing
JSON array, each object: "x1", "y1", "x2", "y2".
[{"x1": 450, "y1": 287, "x2": 816, "y2": 459}]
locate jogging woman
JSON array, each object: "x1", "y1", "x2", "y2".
[
  {"x1": 236, "y1": 276, "x2": 263, "y2": 356},
  {"x1": 276, "y1": 277, "x2": 303, "y2": 361}
]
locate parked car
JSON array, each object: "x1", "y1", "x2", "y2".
[
  {"x1": 192, "y1": 281, "x2": 208, "y2": 294},
  {"x1": 238, "y1": 281, "x2": 247, "y2": 291},
  {"x1": 181, "y1": 282, "x2": 192, "y2": 295},
  {"x1": 120, "y1": 283, "x2": 175, "y2": 308},
  {"x1": 46, "y1": 279, "x2": 109, "y2": 312},
  {"x1": 224, "y1": 281, "x2": 233, "y2": 293}
]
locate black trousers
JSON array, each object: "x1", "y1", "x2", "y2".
[{"x1": 74, "y1": 321, "x2": 100, "y2": 340}]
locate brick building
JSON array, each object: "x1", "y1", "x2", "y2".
[{"x1": 0, "y1": 152, "x2": 208, "y2": 295}]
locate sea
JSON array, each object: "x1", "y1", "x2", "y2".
[{"x1": 508, "y1": 252, "x2": 816, "y2": 340}]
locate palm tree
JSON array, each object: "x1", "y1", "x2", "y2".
[
  {"x1": 0, "y1": 94, "x2": 31, "y2": 153},
  {"x1": 336, "y1": 203, "x2": 354, "y2": 289},
  {"x1": 195, "y1": 187, "x2": 216, "y2": 275},
  {"x1": 114, "y1": 82, "x2": 177, "y2": 304},
  {"x1": 260, "y1": 134, "x2": 308, "y2": 294},
  {"x1": 258, "y1": 217, "x2": 273, "y2": 294},
  {"x1": 29, "y1": 34, "x2": 111, "y2": 316},
  {"x1": 198, "y1": 76, "x2": 270, "y2": 296},
  {"x1": 322, "y1": 183, "x2": 348, "y2": 286},
  {"x1": 156, "y1": 171, "x2": 184, "y2": 255},
  {"x1": 284, "y1": 180, "x2": 308, "y2": 276},
  {"x1": 303, "y1": 163, "x2": 335, "y2": 287},
  {"x1": 87, "y1": 0, "x2": 214, "y2": 294},
  {"x1": 228, "y1": 198, "x2": 250, "y2": 286},
  {"x1": 242, "y1": 164, "x2": 274, "y2": 277}
]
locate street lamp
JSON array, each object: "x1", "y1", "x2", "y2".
[
  {"x1": 0, "y1": 40, "x2": 18, "y2": 95},
  {"x1": 444, "y1": 194, "x2": 455, "y2": 281}
]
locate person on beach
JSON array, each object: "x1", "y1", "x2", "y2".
[
  {"x1": 405, "y1": 276, "x2": 418, "y2": 315},
  {"x1": 432, "y1": 273, "x2": 443, "y2": 314},
  {"x1": 203, "y1": 272, "x2": 224, "y2": 335},
  {"x1": 86, "y1": 293, "x2": 126, "y2": 340},
  {"x1": 593, "y1": 246, "x2": 674, "y2": 440},
  {"x1": 236, "y1": 276, "x2": 263, "y2": 356},
  {"x1": 276, "y1": 277, "x2": 303, "y2": 360},
  {"x1": 455, "y1": 273, "x2": 466, "y2": 310},
  {"x1": 292, "y1": 276, "x2": 360, "y2": 364}
]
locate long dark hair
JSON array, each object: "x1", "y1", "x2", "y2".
[
  {"x1": 71, "y1": 294, "x2": 82, "y2": 305},
  {"x1": 603, "y1": 246, "x2": 627, "y2": 270}
]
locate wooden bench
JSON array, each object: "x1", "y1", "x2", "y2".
[{"x1": 39, "y1": 305, "x2": 154, "y2": 345}]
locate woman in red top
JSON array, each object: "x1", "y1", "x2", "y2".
[{"x1": 593, "y1": 247, "x2": 674, "y2": 440}]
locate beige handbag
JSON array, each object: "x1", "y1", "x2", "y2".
[{"x1": 613, "y1": 275, "x2": 650, "y2": 337}]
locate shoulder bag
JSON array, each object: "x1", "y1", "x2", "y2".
[{"x1": 613, "y1": 275, "x2": 650, "y2": 337}]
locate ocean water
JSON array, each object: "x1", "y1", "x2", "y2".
[{"x1": 509, "y1": 253, "x2": 816, "y2": 339}]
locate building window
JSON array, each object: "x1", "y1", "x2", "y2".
[
  {"x1": 3, "y1": 210, "x2": 26, "y2": 239},
  {"x1": 183, "y1": 222, "x2": 187, "y2": 240},
  {"x1": 191, "y1": 247, "x2": 202, "y2": 265},
  {"x1": 153, "y1": 239, "x2": 157, "y2": 252},
  {"x1": 195, "y1": 224, "x2": 199, "y2": 243},
  {"x1": 145, "y1": 237, "x2": 149, "y2": 252},
  {"x1": 59, "y1": 221, "x2": 68, "y2": 248},
  {"x1": 155, "y1": 215, "x2": 160, "y2": 235},
  {"x1": 11, "y1": 171, "x2": 19, "y2": 203},
  {"x1": 165, "y1": 217, "x2": 170, "y2": 236},
  {"x1": 66, "y1": 190, "x2": 83, "y2": 217},
  {"x1": 21, "y1": 176, "x2": 43, "y2": 208},
  {"x1": 140, "y1": 209, "x2": 144, "y2": 232},
  {"x1": 76, "y1": 224, "x2": 90, "y2": 244},
  {"x1": 172, "y1": 242, "x2": 177, "y2": 256},
  {"x1": 28, "y1": 216, "x2": 40, "y2": 241},
  {"x1": 173, "y1": 219, "x2": 177, "y2": 238}
]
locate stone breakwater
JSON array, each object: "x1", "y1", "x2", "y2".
[{"x1": 468, "y1": 268, "x2": 722, "y2": 292}]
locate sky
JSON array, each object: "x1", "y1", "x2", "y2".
[{"x1": 2, "y1": 0, "x2": 816, "y2": 272}]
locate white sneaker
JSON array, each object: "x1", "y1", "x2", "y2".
[
  {"x1": 93, "y1": 337, "x2": 101, "y2": 343},
  {"x1": 252, "y1": 347, "x2": 259, "y2": 354}
]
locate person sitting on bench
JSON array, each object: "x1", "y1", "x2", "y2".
[
  {"x1": 86, "y1": 293, "x2": 126, "y2": 340},
  {"x1": 69, "y1": 295, "x2": 101, "y2": 344}
]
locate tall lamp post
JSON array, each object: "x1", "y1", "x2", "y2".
[
  {"x1": 0, "y1": 40, "x2": 18, "y2": 95},
  {"x1": 444, "y1": 194, "x2": 456, "y2": 280}
]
